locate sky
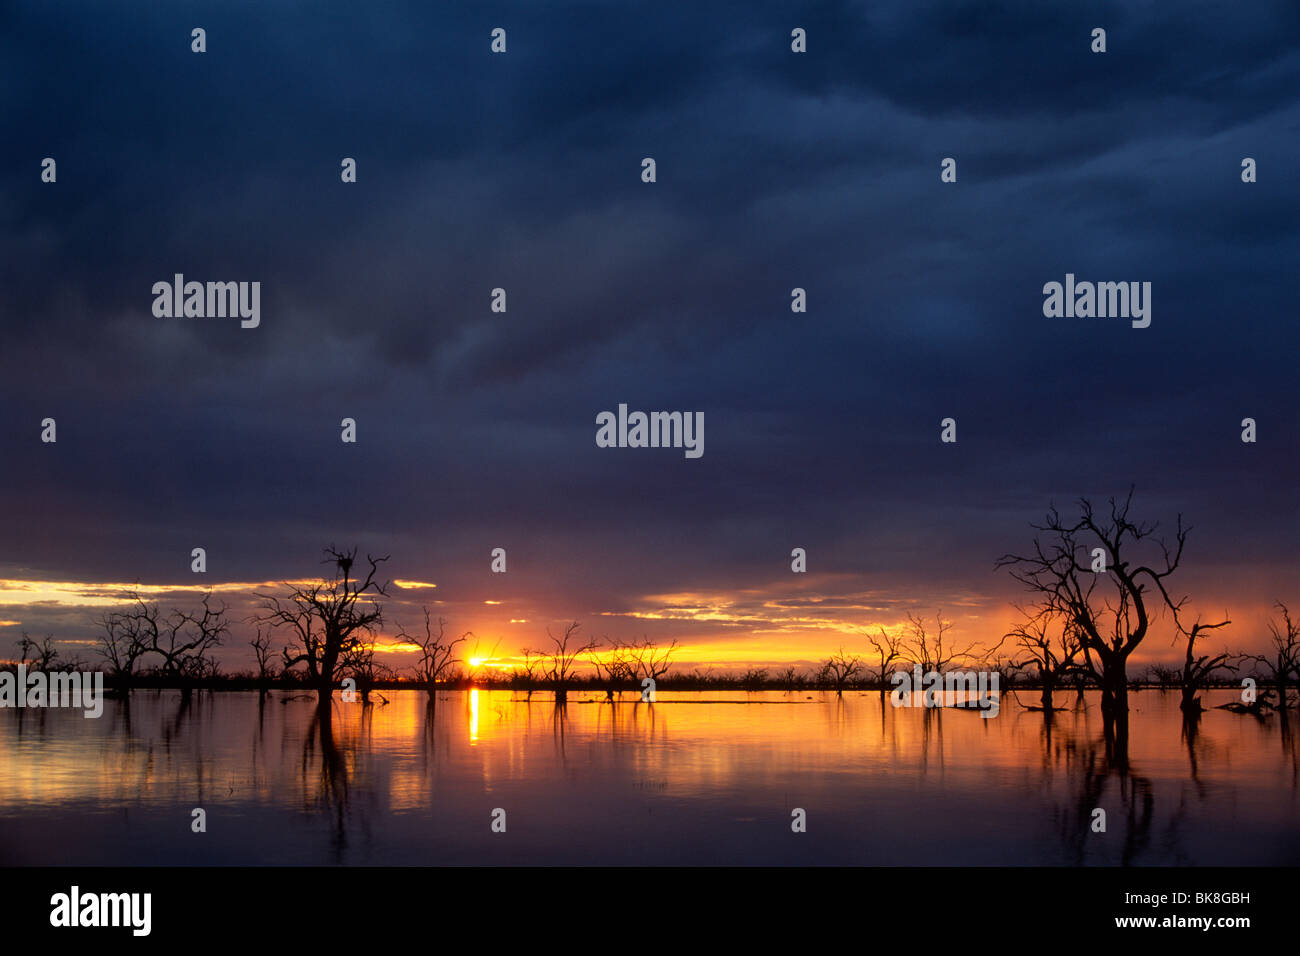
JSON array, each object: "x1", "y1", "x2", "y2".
[{"x1": 1, "y1": 0, "x2": 1298, "y2": 674}]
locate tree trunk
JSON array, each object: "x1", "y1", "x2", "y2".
[{"x1": 1100, "y1": 665, "x2": 1130, "y2": 763}]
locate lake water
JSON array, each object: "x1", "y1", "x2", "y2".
[{"x1": 1, "y1": 688, "x2": 1296, "y2": 865}]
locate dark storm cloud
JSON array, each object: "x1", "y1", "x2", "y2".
[{"x1": 1, "y1": 1, "x2": 1298, "y2": 653}]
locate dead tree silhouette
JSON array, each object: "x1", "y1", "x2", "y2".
[
  {"x1": 1244, "y1": 602, "x2": 1300, "y2": 723},
  {"x1": 397, "y1": 609, "x2": 468, "y2": 702},
  {"x1": 16, "y1": 633, "x2": 59, "y2": 670},
  {"x1": 1007, "y1": 606, "x2": 1085, "y2": 712},
  {"x1": 544, "y1": 622, "x2": 596, "y2": 705},
  {"x1": 94, "y1": 593, "x2": 155, "y2": 688},
  {"x1": 998, "y1": 490, "x2": 1203, "y2": 766},
  {"x1": 820, "y1": 647, "x2": 864, "y2": 696},
  {"x1": 1176, "y1": 616, "x2": 1234, "y2": 719},
  {"x1": 256, "y1": 546, "x2": 389, "y2": 707},
  {"x1": 868, "y1": 625, "x2": 905, "y2": 694}
]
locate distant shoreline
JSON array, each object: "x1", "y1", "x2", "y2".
[{"x1": 0, "y1": 666, "x2": 1254, "y2": 696}]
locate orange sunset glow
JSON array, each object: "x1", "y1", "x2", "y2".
[{"x1": 0, "y1": 570, "x2": 1287, "y2": 673}]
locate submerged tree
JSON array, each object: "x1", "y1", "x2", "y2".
[
  {"x1": 149, "y1": 592, "x2": 229, "y2": 686},
  {"x1": 997, "y1": 491, "x2": 1199, "y2": 759},
  {"x1": 904, "y1": 610, "x2": 981, "y2": 672},
  {"x1": 249, "y1": 628, "x2": 277, "y2": 684},
  {"x1": 17, "y1": 633, "x2": 60, "y2": 670},
  {"x1": 1176, "y1": 616, "x2": 1234, "y2": 718},
  {"x1": 543, "y1": 622, "x2": 597, "y2": 704},
  {"x1": 587, "y1": 639, "x2": 636, "y2": 702},
  {"x1": 1246, "y1": 602, "x2": 1300, "y2": 718},
  {"x1": 515, "y1": 647, "x2": 545, "y2": 699},
  {"x1": 867, "y1": 626, "x2": 906, "y2": 692},
  {"x1": 397, "y1": 610, "x2": 468, "y2": 701},
  {"x1": 775, "y1": 666, "x2": 805, "y2": 689},
  {"x1": 1148, "y1": 664, "x2": 1179, "y2": 691},
  {"x1": 95, "y1": 590, "x2": 225, "y2": 689},
  {"x1": 1007, "y1": 608, "x2": 1083, "y2": 711},
  {"x1": 340, "y1": 638, "x2": 393, "y2": 702},
  {"x1": 820, "y1": 647, "x2": 864, "y2": 696},
  {"x1": 256, "y1": 546, "x2": 389, "y2": 706},
  {"x1": 95, "y1": 595, "x2": 152, "y2": 686},
  {"x1": 625, "y1": 637, "x2": 678, "y2": 691}
]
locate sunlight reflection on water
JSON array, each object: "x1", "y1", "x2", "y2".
[{"x1": 1, "y1": 688, "x2": 1296, "y2": 865}]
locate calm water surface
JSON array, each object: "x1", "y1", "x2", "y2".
[{"x1": 1, "y1": 688, "x2": 1296, "y2": 865}]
